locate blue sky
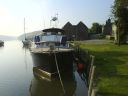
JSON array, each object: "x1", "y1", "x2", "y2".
[{"x1": 0, "y1": 0, "x2": 114, "y2": 36}]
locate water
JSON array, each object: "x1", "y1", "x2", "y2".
[{"x1": 0, "y1": 40, "x2": 88, "y2": 96}]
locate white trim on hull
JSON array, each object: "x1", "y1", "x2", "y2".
[{"x1": 33, "y1": 67, "x2": 66, "y2": 77}]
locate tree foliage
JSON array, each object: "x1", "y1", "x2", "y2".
[
  {"x1": 89, "y1": 23, "x2": 103, "y2": 34},
  {"x1": 111, "y1": 0, "x2": 128, "y2": 43}
]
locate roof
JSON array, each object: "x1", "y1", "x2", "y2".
[
  {"x1": 42, "y1": 28, "x2": 66, "y2": 33},
  {"x1": 62, "y1": 22, "x2": 72, "y2": 29}
]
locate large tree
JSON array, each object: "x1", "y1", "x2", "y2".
[
  {"x1": 89, "y1": 23, "x2": 103, "y2": 34},
  {"x1": 111, "y1": 0, "x2": 128, "y2": 44}
]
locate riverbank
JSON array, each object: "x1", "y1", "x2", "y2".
[{"x1": 76, "y1": 43, "x2": 128, "y2": 96}]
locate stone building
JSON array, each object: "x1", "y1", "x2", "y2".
[
  {"x1": 62, "y1": 21, "x2": 88, "y2": 41},
  {"x1": 102, "y1": 18, "x2": 112, "y2": 35},
  {"x1": 112, "y1": 24, "x2": 117, "y2": 40},
  {"x1": 112, "y1": 24, "x2": 128, "y2": 41}
]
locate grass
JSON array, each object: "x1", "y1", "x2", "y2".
[{"x1": 77, "y1": 43, "x2": 128, "y2": 96}]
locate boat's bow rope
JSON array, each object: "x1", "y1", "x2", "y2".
[{"x1": 53, "y1": 51, "x2": 66, "y2": 95}]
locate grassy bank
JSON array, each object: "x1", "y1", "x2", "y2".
[{"x1": 77, "y1": 43, "x2": 128, "y2": 96}]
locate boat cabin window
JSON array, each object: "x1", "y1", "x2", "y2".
[
  {"x1": 58, "y1": 32, "x2": 61, "y2": 35},
  {"x1": 43, "y1": 33, "x2": 47, "y2": 35},
  {"x1": 58, "y1": 32, "x2": 65, "y2": 35},
  {"x1": 42, "y1": 31, "x2": 65, "y2": 35},
  {"x1": 47, "y1": 32, "x2": 51, "y2": 35}
]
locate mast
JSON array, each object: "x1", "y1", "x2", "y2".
[
  {"x1": 24, "y1": 18, "x2": 26, "y2": 40},
  {"x1": 43, "y1": 18, "x2": 45, "y2": 29}
]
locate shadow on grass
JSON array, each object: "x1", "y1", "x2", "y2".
[
  {"x1": 92, "y1": 51, "x2": 128, "y2": 78},
  {"x1": 88, "y1": 51, "x2": 128, "y2": 95},
  {"x1": 98, "y1": 92, "x2": 128, "y2": 96}
]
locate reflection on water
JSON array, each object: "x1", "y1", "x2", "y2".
[
  {"x1": 0, "y1": 40, "x2": 88, "y2": 96},
  {"x1": 30, "y1": 67, "x2": 77, "y2": 96},
  {"x1": 22, "y1": 45, "x2": 29, "y2": 70},
  {"x1": 22, "y1": 45, "x2": 29, "y2": 50},
  {"x1": 0, "y1": 45, "x2": 4, "y2": 49},
  {"x1": 77, "y1": 69, "x2": 88, "y2": 85}
]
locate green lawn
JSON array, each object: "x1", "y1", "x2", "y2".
[{"x1": 78, "y1": 43, "x2": 128, "y2": 96}]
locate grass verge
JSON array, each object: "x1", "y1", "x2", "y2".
[{"x1": 77, "y1": 43, "x2": 128, "y2": 96}]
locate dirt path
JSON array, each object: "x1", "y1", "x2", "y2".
[
  {"x1": 90, "y1": 34, "x2": 99, "y2": 40},
  {"x1": 75, "y1": 40, "x2": 110, "y2": 44}
]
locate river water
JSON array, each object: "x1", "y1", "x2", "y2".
[{"x1": 0, "y1": 40, "x2": 88, "y2": 96}]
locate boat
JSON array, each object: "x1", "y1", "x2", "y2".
[
  {"x1": 22, "y1": 18, "x2": 29, "y2": 45},
  {"x1": 29, "y1": 15, "x2": 74, "y2": 77},
  {"x1": 29, "y1": 67, "x2": 76, "y2": 96},
  {"x1": 0, "y1": 40, "x2": 4, "y2": 46}
]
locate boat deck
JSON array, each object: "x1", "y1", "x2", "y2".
[{"x1": 30, "y1": 47, "x2": 74, "y2": 53}]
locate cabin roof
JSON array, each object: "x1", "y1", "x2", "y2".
[{"x1": 42, "y1": 28, "x2": 66, "y2": 32}]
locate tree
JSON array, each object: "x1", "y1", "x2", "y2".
[
  {"x1": 89, "y1": 23, "x2": 103, "y2": 34},
  {"x1": 111, "y1": 0, "x2": 128, "y2": 44}
]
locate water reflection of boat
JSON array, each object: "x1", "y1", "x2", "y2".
[
  {"x1": 22, "y1": 44, "x2": 29, "y2": 69},
  {"x1": 29, "y1": 67, "x2": 76, "y2": 96},
  {"x1": 22, "y1": 44, "x2": 29, "y2": 50}
]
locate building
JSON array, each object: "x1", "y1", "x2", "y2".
[
  {"x1": 112, "y1": 24, "x2": 128, "y2": 41},
  {"x1": 102, "y1": 18, "x2": 112, "y2": 36},
  {"x1": 62, "y1": 21, "x2": 88, "y2": 41},
  {"x1": 112, "y1": 24, "x2": 117, "y2": 41}
]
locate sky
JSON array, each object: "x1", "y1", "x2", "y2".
[{"x1": 0, "y1": 0, "x2": 115, "y2": 36}]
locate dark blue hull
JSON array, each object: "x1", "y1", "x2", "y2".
[{"x1": 31, "y1": 51, "x2": 74, "y2": 75}]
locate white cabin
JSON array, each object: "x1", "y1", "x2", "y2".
[{"x1": 30, "y1": 28, "x2": 69, "y2": 49}]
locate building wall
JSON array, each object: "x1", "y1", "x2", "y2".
[
  {"x1": 112, "y1": 24, "x2": 117, "y2": 40},
  {"x1": 62, "y1": 22, "x2": 75, "y2": 37},
  {"x1": 102, "y1": 18, "x2": 112, "y2": 36},
  {"x1": 77, "y1": 22, "x2": 88, "y2": 40},
  {"x1": 62, "y1": 21, "x2": 88, "y2": 41}
]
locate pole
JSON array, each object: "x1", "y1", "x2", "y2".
[
  {"x1": 43, "y1": 18, "x2": 45, "y2": 29},
  {"x1": 56, "y1": 33, "x2": 59, "y2": 50},
  {"x1": 91, "y1": 87, "x2": 98, "y2": 96},
  {"x1": 24, "y1": 18, "x2": 26, "y2": 40},
  {"x1": 118, "y1": 21, "x2": 120, "y2": 46},
  {"x1": 88, "y1": 66, "x2": 96, "y2": 96}
]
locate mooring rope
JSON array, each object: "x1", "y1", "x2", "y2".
[{"x1": 53, "y1": 51, "x2": 65, "y2": 95}]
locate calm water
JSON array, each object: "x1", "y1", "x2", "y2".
[{"x1": 0, "y1": 40, "x2": 88, "y2": 96}]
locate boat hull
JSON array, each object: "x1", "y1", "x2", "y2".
[
  {"x1": 22, "y1": 41, "x2": 29, "y2": 45},
  {"x1": 0, "y1": 42, "x2": 4, "y2": 46},
  {"x1": 31, "y1": 51, "x2": 74, "y2": 76}
]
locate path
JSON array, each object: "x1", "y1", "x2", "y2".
[{"x1": 90, "y1": 34, "x2": 99, "y2": 40}]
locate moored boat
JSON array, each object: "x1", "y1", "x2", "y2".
[
  {"x1": 22, "y1": 38, "x2": 29, "y2": 45},
  {"x1": 22, "y1": 18, "x2": 29, "y2": 45},
  {"x1": 29, "y1": 27, "x2": 74, "y2": 77},
  {"x1": 0, "y1": 40, "x2": 4, "y2": 46}
]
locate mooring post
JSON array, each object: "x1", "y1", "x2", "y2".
[
  {"x1": 88, "y1": 56, "x2": 95, "y2": 85},
  {"x1": 87, "y1": 55, "x2": 92, "y2": 74},
  {"x1": 91, "y1": 87, "x2": 98, "y2": 96},
  {"x1": 88, "y1": 66, "x2": 96, "y2": 96}
]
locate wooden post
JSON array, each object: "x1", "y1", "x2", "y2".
[
  {"x1": 88, "y1": 66, "x2": 96, "y2": 96},
  {"x1": 88, "y1": 56, "x2": 95, "y2": 85},
  {"x1": 86, "y1": 55, "x2": 92, "y2": 76},
  {"x1": 118, "y1": 21, "x2": 120, "y2": 46},
  {"x1": 91, "y1": 87, "x2": 98, "y2": 96}
]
